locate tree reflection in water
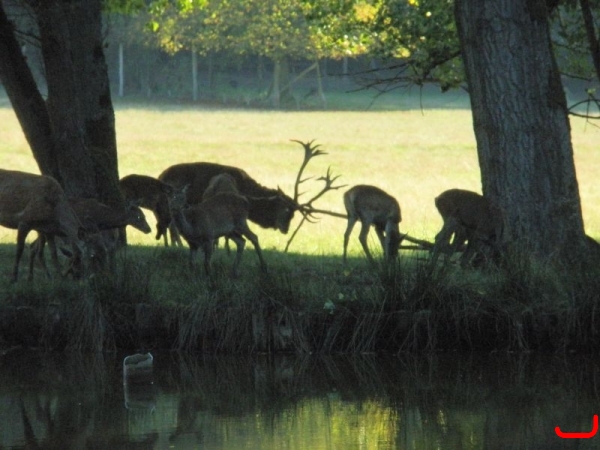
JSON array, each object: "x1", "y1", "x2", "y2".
[{"x1": 0, "y1": 349, "x2": 597, "y2": 449}]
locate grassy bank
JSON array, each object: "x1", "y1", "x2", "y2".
[
  {"x1": 1, "y1": 91, "x2": 600, "y2": 353},
  {"x1": 1, "y1": 243, "x2": 599, "y2": 353}
]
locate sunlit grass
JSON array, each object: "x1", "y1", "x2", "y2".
[{"x1": 1, "y1": 91, "x2": 599, "y2": 258}]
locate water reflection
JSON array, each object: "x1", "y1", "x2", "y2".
[{"x1": 0, "y1": 350, "x2": 597, "y2": 449}]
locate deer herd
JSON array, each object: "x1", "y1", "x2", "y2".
[{"x1": 0, "y1": 141, "x2": 505, "y2": 283}]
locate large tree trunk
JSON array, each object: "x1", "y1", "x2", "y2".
[
  {"x1": 454, "y1": 0, "x2": 590, "y2": 265},
  {"x1": 0, "y1": 4, "x2": 58, "y2": 179},
  {"x1": 0, "y1": 0, "x2": 121, "y2": 207}
]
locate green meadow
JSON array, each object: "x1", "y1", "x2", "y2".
[
  {"x1": 2, "y1": 90, "x2": 599, "y2": 252},
  {"x1": 1, "y1": 89, "x2": 599, "y2": 353}
]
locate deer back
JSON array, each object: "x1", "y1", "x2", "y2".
[
  {"x1": 159, "y1": 162, "x2": 297, "y2": 232},
  {"x1": 119, "y1": 174, "x2": 173, "y2": 210},
  {"x1": 178, "y1": 192, "x2": 250, "y2": 242},
  {"x1": 0, "y1": 169, "x2": 83, "y2": 241},
  {"x1": 202, "y1": 173, "x2": 239, "y2": 201},
  {"x1": 435, "y1": 189, "x2": 503, "y2": 241}
]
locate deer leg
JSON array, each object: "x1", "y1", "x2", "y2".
[
  {"x1": 47, "y1": 235, "x2": 61, "y2": 277},
  {"x1": 29, "y1": 233, "x2": 52, "y2": 281},
  {"x1": 385, "y1": 222, "x2": 402, "y2": 261},
  {"x1": 460, "y1": 237, "x2": 478, "y2": 267},
  {"x1": 460, "y1": 229, "x2": 491, "y2": 268},
  {"x1": 357, "y1": 222, "x2": 375, "y2": 264},
  {"x1": 228, "y1": 233, "x2": 246, "y2": 278},
  {"x1": 154, "y1": 210, "x2": 165, "y2": 242},
  {"x1": 432, "y1": 218, "x2": 459, "y2": 265},
  {"x1": 188, "y1": 244, "x2": 200, "y2": 271},
  {"x1": 240, "y1": 227, "x2": 267, "y2": 273},
  {"x1": 374, "y1": 225, "x2": 386, "y2": 258},
  {"x1": 201, "y1": 240, "x2": 215, "y2": 276},
  {"x1": 169, "y1": 223, "x2": 183, "y2": 247},
  {"x1": 28, "y1": 235, "x2": 40, "y2": 281},
  {"x1": 343, "y1": 216, "x2": 358, "y2": 264},
  {"x1": 13, "y1": 224, "x2": 32, "y2": 282},
  {"x1": 157, "y1": 219, "x2": 172, "y2": 247}
]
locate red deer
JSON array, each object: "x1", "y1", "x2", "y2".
[
  {"x1": 119, "y1": 174, "x2": 173, "y2": 245},
  {"x1": 157, "y1": 140, "x2": 344, "y2": 250},
  {"x1": 202, "y1": 173, "x2": 239, "y2": 252},
  {"x1": 342, "y1": 185, "x2": 404, "y2": 264},
  {"x1": 30, "y1": 198, "x2": 151, "y2": 279},
  {"x1": 0, "y1": 169, "x2": 84, "y2": 282},
  {"x1": 158, "y1": 162, "x2": 298, "y2": 247},
  {"x1": 168, "y1": 185, "x2": 267, "y2": 277},
  {"x1": 431, "y1": 188, "x2": 504, "y2": 266}
]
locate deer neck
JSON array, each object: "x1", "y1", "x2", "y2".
[
  {"x1": 171, "y1": 205, "x2": 195, "y2": 238},
  {"x1": 98, "y1": 210, "x2": 129, "y2": 230}
]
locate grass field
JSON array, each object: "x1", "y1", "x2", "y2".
[{"x1": 1, "y1": 88, "x2": 599, "y2": 259}]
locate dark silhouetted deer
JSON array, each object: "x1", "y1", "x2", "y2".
[
  {"x1": 431, "y1": 188, "x2": 504, "y2": 266},
  {"x1": 167, "y1": 185, "x2": 267, "y2": 277},
  {"x1": 0, "y1": 169, "x2": 84, "y2": 281},
  {"x1": 158, "y1": 162, "x2": 298, "y2": 246},
  {"x1": 342, "y1": 185, "x2": 403, "y2": 264},
  {"x1": 119, "y1": 174, "x2": 174, "y2": 245},
  {"x1": 29, "y1": 198, "x2": 151, "y2": 279}
]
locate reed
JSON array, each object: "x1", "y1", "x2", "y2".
[{"x1": 1, "y1": 243, "x2": 600, "y2": 352}]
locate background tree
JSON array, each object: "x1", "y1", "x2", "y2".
[
  {"x1": 0, "y1": 0, "x2": 121, "y2": 206},
  {"x1": 370, "y1": 0, "x2": 599, "y2": 266},
  {"x1": 147, "y1": 0, "x2": 376, "y2": 106},
  {"x1": 455, "y1": 0, "x2": 590, "y2": 265}
]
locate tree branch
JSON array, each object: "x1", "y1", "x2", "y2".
[{"x1": 579, "y1": 0, "x2": 600, "y2": 83}]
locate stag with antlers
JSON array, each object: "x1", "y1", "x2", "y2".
[{"x1": 157, "y1": 140, "x2": 345, "y2": 251}]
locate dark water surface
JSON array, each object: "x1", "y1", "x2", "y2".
[{"x1": 0, "y1": 350, "x2": 598, "y2": 449}]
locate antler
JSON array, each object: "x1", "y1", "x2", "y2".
[
  {"x1": 290, "y1": 139, "x2": 328, "y2": 203},
  {"x1": 284, "y1": 140, "x2": 347, "y2": 252},
  {"x1": 298, "y1": 166, "x2": 346, "y2": 220}
]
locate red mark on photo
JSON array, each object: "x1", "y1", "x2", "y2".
[{"x1": 555, "y1": 415, "x2": 598, "y2": 439}]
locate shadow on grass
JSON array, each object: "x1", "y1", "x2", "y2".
[{"x1": 0, "y1": 243, "x2": 599, "y2": 354}]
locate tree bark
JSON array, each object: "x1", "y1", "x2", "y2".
[
  {"x1": 0, "y1": 4, "x2": 58, "y2": 179},
  {"x1": 0, "y1": 0, "x2": 122, "y2": 207},
  {"x1": 454, "y1": 0, "x2": 589, "y2": 265}
]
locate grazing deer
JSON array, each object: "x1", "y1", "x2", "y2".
[
  {"x1": 0, "y1": 169, "x2": 84, "y2": 282},
  {"x1": 29, "y1": 198, "x2": 151, "y2": 279},
  {"x1": 158, "y1": 162, "x2": 298, "y2": 246},
  {"x1": 431, "y1": 188, "x2": 504, "y2": 267},
  {"x1": 342, "y1": 185, "x2": 404, "y2": 264},
  {"x1": 168, "y1": 185, "x2": 267, "y2": 277},
  {"x1": 119, "y1": 174, "x2": 174, "y2": 245}
]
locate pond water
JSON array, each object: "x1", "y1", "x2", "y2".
[{"x1": 0, "y1": 350, "x2": 597, "y2": 449}]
